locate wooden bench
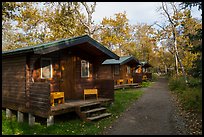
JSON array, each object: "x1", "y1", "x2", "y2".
[
  {"x1": 142, "y1": 75, "x2": 147, "y2": 81},
  {"x1": 127, "y1": 78, "x2": 133, "y2": 84},
  {"x1": 116, "y1": 79, "x2": 124, "y2": 85},
  {"x1": 50, "y1": 92, "x2": 64, "y2": 106},
  {"x1": 84, "y1": 89, "x2": 98, "y2": 100}
]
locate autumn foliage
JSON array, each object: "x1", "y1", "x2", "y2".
[{"x1": 2, "y1": 2, "x2": 202, "y2": 80}]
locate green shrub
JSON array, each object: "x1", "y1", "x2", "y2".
[
  {"x1": 168, "y1": 76, "x2": 202, "y2": 112},
  {"x1": 180, "y1": 87, "x2": 202, "y2": 112},
  {"x1": 168, "y1": 76, "x2": 187, "y2": 94},
  {"x1": 141, "y1": 81, "x2": 151, "y2": 87},
  {"x1": 187, "y1": 77, "x2": 202, "y2": 88}
]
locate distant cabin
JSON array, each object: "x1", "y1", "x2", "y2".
[
  {"x1": 136, "y1": 62, "x2": 153, "y2": 81},
  {"x1": 101, "y1": 56, "x2": 141, "y2": 85},
  {"x1": 2, "y1": 35, "x2": 119, "y2": 125}
]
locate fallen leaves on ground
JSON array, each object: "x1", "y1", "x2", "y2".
[{"x1": 170, "y1": 93, "x2": 202, "y2": 135}]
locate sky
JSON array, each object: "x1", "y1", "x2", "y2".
[
  {"x1": 10, "y1": 2, "x2": 202, "y2": 34},
  {"x1": 87, "y1": 2, "x2": 202, "y2": 27}
]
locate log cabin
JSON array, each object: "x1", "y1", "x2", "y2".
[
  {"x1": 2, "y1": 35, "x2": 119, "y2": 126},
  {"x1": 136, "y1": 62, "x2": 153, "y2": 81},
  {"x1": 101, "y1": 56, "x2": 141, "y2": 89}
]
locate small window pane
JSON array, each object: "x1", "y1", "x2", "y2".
[
  {"x1": 41, "y1": 59, "x2": 52, "y2": 79},
  {"x1": 127, "y1": 66, "x2": 130, "y2": 74},
  {"x1": 81, "y1": 60, "x2": 89, "y2": 77},
  {"x1": 114, "y1": 65, "x2": 119, "y2": 75}
]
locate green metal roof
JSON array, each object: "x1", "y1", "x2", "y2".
[
  {"x1": 102, "y1": 56, "x2": 140, "y2": 65},
  {"x1": 2, "y1": 35, "x2": 119, "y2": 60},
  {"x1": 2, "y1": 36, "x2": 80, "y2": 55}
]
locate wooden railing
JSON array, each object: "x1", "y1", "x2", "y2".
[{"x1": 29, "y1": 82, "x2": 51, "y2": 117}]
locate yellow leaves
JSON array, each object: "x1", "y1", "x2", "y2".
[
  {"x1": 182, "y1": 51, "x2": 199, "y2": 70},
  {"x1": 100, "y1": 12, "x2": 132, "y2": 55},
  {"x1": 2, "y1": 2, "x2": 22, "y2": 21}
]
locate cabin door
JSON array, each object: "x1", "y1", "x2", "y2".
[{"x1": 60, "y1": 54, "x2": 75, "y2": 100}]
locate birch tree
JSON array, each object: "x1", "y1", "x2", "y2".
[
  {"x1": 79, "y1": 2, "x2": 101, "y2": 37},
  {"x1": 157, "y1": 2, "x2": 188, "y2": 83}
]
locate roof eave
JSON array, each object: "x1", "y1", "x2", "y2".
[
  {"x1": 33, "y1": 37, "x2": 87, "y2": 54},
  {"x1": 33, "y1": 35, "x2": 119, "y2": 60},
  {"x1": 88, "y1": 38, "x2": 119, "y2": 60},
  {"x1": 120, "y1": 56, "x2": 140, "y2": 65},
  {"x1": 2, "y1": 49, "x2": 34, "y2": 56}
]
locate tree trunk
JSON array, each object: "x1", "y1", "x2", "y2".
[
  {"x1": 81, "y1": 2, "x2": 96, "y2": 36},
  {"x1": 173, "y1": 30, "x2": 188, "y2": 83},
  {"x1": 176, "y1": 52, "x2": 188, "y2": 83},
  {"x1": 164, "y1": 64, "x2": 167, "y2": 74},
  {"x1": 174, "y1": 49, "x2": 179, "y2": 75}
]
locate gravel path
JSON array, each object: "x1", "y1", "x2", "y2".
[{"x1": 102, "y1": 77, "x2": 188, "y2": 135}]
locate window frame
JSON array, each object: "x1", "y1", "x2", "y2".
[
  {"x1": 81, "y1": 60, "x2": 90, "y2": 78},
  {"x1": 41, "y1": 58, "x2": 53, "y2": 79},
  {"x1": 114, "y1": 65, "x2": 120, "y2": 75},
  {"x1": 127, "y1": 66, "x2": 131, "y2": 74}
]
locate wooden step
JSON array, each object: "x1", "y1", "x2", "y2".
[
  {"x1": 86, "y1": 113, "x2": 111, "y2": 121},
  {"x1": 81, "y1": 107, "x2": 106, "y2": 114},
  {"x1": 134, "y1": 85, "x2": 142, "y2": 88},
  {"x1": 79, "y1": 102, "x2": 101, "y2": 108},
  {"x1": 79, "y1": 102, "x2": 101, "y2": 112}
]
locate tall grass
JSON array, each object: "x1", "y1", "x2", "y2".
[
  {"x1": 2, "y1": 89, "x2": 143, "y2": 135},
  {"x1": 168, "y1": 76, "x2": 202, "y2": 112}
]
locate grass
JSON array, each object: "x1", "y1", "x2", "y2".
[
  {"x1": 168, "y1": 76, "x2": 202, "y2": 112},
  {"x1": 2, "y1": 88, "x2": 144, "y2": 135},
  {"x1": 141, "y1": 81, "x2": 152, "y2": 87}
]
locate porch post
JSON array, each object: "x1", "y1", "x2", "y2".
[
  {"x1": 47, "y1": 115, "x2": 54, "y2": 126},
  {"x1": 17, "y1": 111, "x2": 24, "y2": 123},
  {"x1": 29, "y1": 113, "x2": 35, "y2": 126},
  {"x1": 6, "y1": 108, "x2": 12, "y2": 118}
]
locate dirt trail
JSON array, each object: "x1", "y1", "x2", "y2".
[{"x1": 102, "y1": 77, "x2": 188, "y2": 135}]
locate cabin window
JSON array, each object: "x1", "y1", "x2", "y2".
[
  {"x1": 41, "y1": 58, "x2": 52, "y2": 79},
  {"x1": 127, "y1": 66, "x2": 131, "y2": 74},
  {"x1": 114, "y1": 65, "x2": 119, "y2": 75},
  {"x1": 81, "y1": 60, "x2": 90, "y2": 77}
]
